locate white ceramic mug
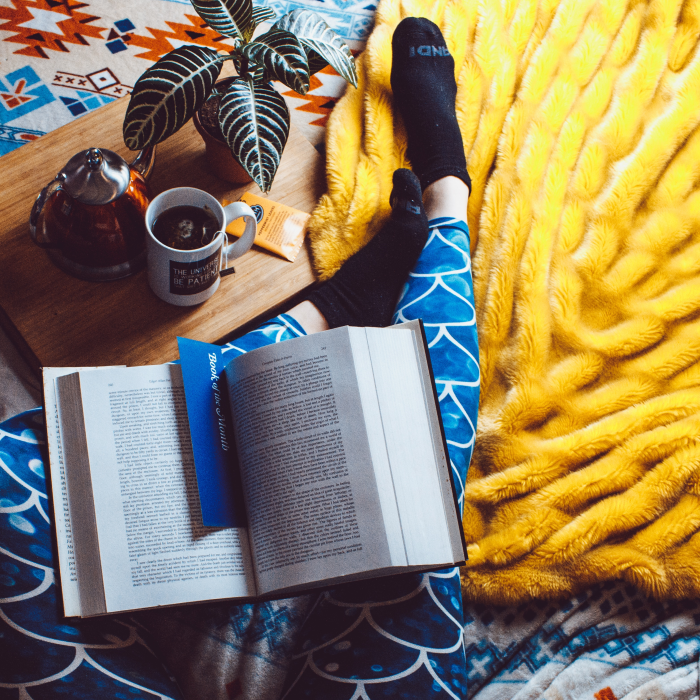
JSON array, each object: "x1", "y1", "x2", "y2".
[{"x1": 145, "y1": 187, "x2": 256, "y2": 306}]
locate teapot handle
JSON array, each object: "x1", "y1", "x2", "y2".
[
  {"x1": 130, "y1": 145, "x2": 156, "y2": 180},
  {"x1": 29, "y1": 174, "x2": 65, "y2": 248}
]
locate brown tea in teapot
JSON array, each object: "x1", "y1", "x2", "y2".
[{"x1": 152, "y1": 205, "x2": 220, "y2": 250}]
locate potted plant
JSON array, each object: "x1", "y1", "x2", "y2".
[{"x1": 123, "y1": 1, "x2": 357, "y2": 192}]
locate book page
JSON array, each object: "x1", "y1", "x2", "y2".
[
  {"x1": 391, "y1": 321, "x2": 467, "y2": 562},
  {"x1": 364, "y1": 328, "x2": 454, "y2": 566},
  {"x1": 345, "y1": 331, "x2": 407, "y2": 567},
  {"x1": 77, "y1": 365, "x2": 255, "y2": 613},
  {"x1": 225, "y1": 328, "x2": 392, "y2": 595},
  {"x1": 57, "y1": 373, "x2": 107, "y2": 616},
  {"x1": 43, "y1": 366, "x2": 124, "y2": 617}
]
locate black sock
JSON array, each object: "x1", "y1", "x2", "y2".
[
  {"x1": 391, "y1": 17, "x2": 470, "y2": 192},
  {"x1": 307, "y1": 169, "x2": 429, "y2": 328}
]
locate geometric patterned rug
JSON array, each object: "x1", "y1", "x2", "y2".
[{"x1": 0, "y1": 0, "x2": 371, "y2": 155}]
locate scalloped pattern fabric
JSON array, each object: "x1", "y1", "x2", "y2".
[
  {"x1": 308, "y1": 0, "x2": 700, "y2": 603},
  {"x1": 0, "y1": 410, "x2": 183, "y2": 699}
]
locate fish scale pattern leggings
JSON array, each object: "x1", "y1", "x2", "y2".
[
  {"x1": 222, "y1": 216, "x2": 480, "y2": 699},
  {"x1": 0, "y1": 217, "x2": 478, "y2": 700}
]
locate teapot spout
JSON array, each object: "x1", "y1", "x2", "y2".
[{"x1": 131, "y1": 145, "x2": 156, "y2": 180}]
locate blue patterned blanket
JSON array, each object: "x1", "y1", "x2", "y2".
[{"x1": 2, "y1": 409, "x2": 699, "y2": 699}]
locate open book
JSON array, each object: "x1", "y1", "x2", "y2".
[{"x1": 44, "y1": 321, "x2": 466, "y2": 617}]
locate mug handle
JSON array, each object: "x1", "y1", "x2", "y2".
[{"x1": 221, "y1": 202, "x2": 257, "y2": 273}]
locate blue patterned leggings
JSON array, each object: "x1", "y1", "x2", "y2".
[
  {"x1": 223, "y1": 217, "x2": 480, "y2": 698},
  {"x1": 0, "y1": 218, "x2": 478, "y2": 699}
]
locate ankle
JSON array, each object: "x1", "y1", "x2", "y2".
[
  {"x1": 424, "y1": 176, "x2": 470, "y2": 221},
  {"x1": 287, "y1": 300, "x2": 329, "y2": 334},
  {"x1": 306, "y1": 169, "x2": 428, "y2": 328}
]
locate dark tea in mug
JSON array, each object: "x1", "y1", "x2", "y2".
[{"x1": 152, "y1": 205, "x2": 220, "y2": 250}]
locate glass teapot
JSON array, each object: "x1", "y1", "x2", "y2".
[{"x1": 29, "y1": 147, "x2": 156, "y2": 281}]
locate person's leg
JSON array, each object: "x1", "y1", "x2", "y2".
[
  {"x1": 280, "y1": 18, "x2": 478, "y2": 699},
  {"x1": 281, "y1": 178, "x2": 476, "y2": 700},
  {"x1": 303, "y1": 168, "x2": 430, "y2": 329},
  {"x1": 396, "y1": 176, "x2": 477, "y2": 507},
  {"x1": 289, "y1": 13, "x2": 472, "y2": 337}
]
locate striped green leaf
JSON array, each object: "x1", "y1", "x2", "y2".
[
  {"x1": 305, "y1": 48, "x2": 330, "y2": 76},
  {"x1": 241, "y1": 29, "x2": 309, "y2": 95},
  {"x1": 251, "y1": 5, "x2": 276, "y2": 27},
  {"x1": 123, "y1": 45, "x2": 223, "y2": 150},
  {"x1": 218, "y1": 78, "x2": 290, "y2": 192},
  {"x1": 249, "y1": 62, "x2": 267, "y2": 84},
  {"x1": 273, "y1": 9, "x2": 357, "y2": 87},
  {"x1": 230, "y1": 54, "x2": 268, "y2": 84},
  {"x1": 190, "y1": 0, "x2": 253, "y2": 41}
]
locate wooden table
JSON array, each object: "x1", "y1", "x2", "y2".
[{"x1": 0, "y1": 97, "x2": 324, "y2": 375}]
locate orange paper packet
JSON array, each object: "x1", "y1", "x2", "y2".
[{"x1": 224, "y1": 192, "x2": 309, "y2": 262}]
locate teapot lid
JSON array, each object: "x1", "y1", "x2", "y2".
[{"x1": 61, "y1": 148, "x2": 131, "y2": 205}]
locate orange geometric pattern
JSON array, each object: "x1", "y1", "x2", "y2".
[
  {"x1": 0, "y1": 0, "x2": 106, "y2": 59},
  {"x1": 127, "y1": 14, "x2": 236, "y2": 64},
  {"x1": 281, "y1": 65, "x2": 342, "y2": 129},
  {"x1": 0, "y1": 78, "x2": 34, "y2": 109}
]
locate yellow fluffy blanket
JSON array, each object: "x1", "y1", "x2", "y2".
[{"x1": 308, "y1": 0, "x2": 700, "y2": 604}]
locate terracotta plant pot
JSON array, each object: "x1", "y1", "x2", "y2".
[{"x1": 193, "y1": 110, "x2": 253, "y2": 186}]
